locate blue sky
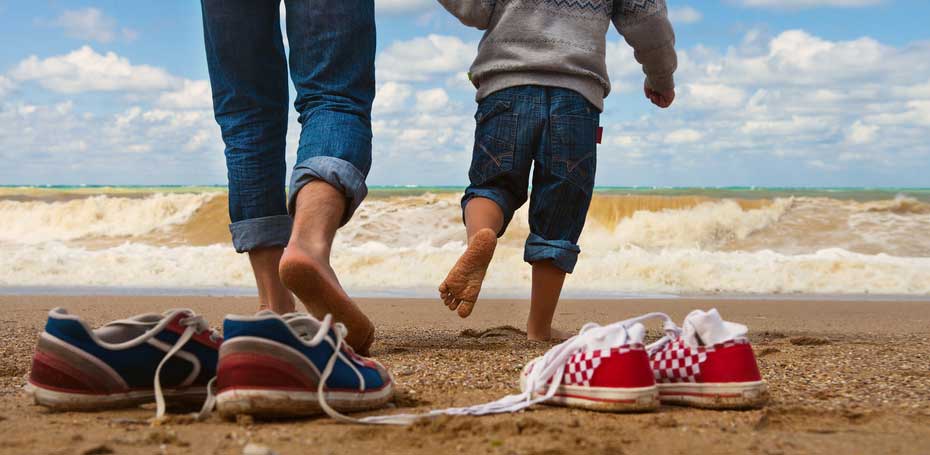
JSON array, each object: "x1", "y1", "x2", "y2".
[{"x1": 0, "y1": 0, "x2": 928, "y2": 186}]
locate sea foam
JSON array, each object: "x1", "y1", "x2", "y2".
[{"x1": 1, "y1": 190, "x2": 929, "y2": 295}]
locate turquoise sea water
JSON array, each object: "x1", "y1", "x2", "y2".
[{"x1": 3, "y1": 185, "x2": 929, "y2": 202}]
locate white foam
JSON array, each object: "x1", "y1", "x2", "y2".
[
  {"x1": 0, "y1": 193, "x2": 218, "y2": 244},
  {"x1": 2, "y1": 191, "x2": 929, "y2": 295},
  {"x1": 1, "y1": 241, "x2": 928, "y2": 295},
  {"x1": 600, "y1": 198, "x2": 792, "y2": 250}
]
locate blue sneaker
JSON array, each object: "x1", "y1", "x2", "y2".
[
  {"x1": 215, "y1": 311, "x2": 394, "y2": 419},
  {"x1": 27, "y1": 307, "x2": 220, "y2": 417}
]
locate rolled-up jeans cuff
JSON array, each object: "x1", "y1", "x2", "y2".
[
  {"x1": 229, "y1": 215, "x2": 293, "y2": 253},
  {"x1": 288, "y1": 156, "x2": 368, "y2": 226},
  {"x1": 461, "y1": 188, "x2": 516, "y2": 237},
  {"x1": 523, "y1": 233, "x2": 581, "y2": 273}
]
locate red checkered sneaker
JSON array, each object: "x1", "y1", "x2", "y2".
[
  {"x1": 648, "y1": 309, "x2": 768, "y2": 409},
  {"x1": 516, "y1": 313, "x2": 683, "y2": 413}
]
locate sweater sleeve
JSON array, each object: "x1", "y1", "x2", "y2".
[
  {"x1": 437, "y1": 0, "x2": 496, "y2": 30},
  {"x1": 612, "y1": 0, "x2": 678, "y2": 92}
]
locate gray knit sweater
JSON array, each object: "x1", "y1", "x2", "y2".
[{"x1": 438, "y1": 0, "x2": 677, "y2": 111}]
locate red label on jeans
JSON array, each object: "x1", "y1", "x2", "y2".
[{"x1": 596, "y1": 126, "x2": 603, "y2": 144}]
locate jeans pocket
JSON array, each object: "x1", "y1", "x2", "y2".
[
  {"x1": 551, "y1": 114, "x2": 597, "y2": 193},
  {"x1": 469, "y1": 100, "x2": 517, "y2": 185}
]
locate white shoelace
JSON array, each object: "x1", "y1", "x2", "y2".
[
  {"x1": 352, "y1": 311, "x2": 681, "y2": 425},
  {"x1": 152, "y1": 314, "x2": 220, "y2": 421},
  {"x1": 187, "y1": 312, "x2": 683, "y2": 425}
]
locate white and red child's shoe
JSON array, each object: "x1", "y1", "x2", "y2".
[
  {"x1": 520, "y1": 316, "x2": 664, "y2": 412},
  {"x1": 648, "y1": 309, "x2": 768, "y2": 409}
]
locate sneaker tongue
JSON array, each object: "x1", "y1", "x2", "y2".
[
  {"x1": 286, "y1": 316, "x2": 323, "y2": 341},
  {"x1": 95, "y1": 313, "x2": 163, "y2": 343},
  {"x1": 681, "y1": 308, "x2": 747, "y2": 347},
  {"x1": 585, "y1": 322, "x2": 646, "y2": 351}
]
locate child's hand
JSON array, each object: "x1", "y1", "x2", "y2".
[{"x1": 644, "y1": 80, "x2": 675, "y2": 108}]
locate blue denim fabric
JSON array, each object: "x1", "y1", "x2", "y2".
[
  {"x1": 201, "y1": 0, "x2": 375, "y2": 253},
  {"x1": 462, "y1": 86, "x2": 599, "y2": 273}
]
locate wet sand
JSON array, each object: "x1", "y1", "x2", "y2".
[{"x1": 1, "y1": 295, "x2": 929, "y2": 454}]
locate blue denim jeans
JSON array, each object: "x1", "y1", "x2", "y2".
[
  {"x1": 201, "y1": 0, "x2": 375, "y2": 253},
  {"x1": 462, "y1": 86, "x2": 599, "y2": 273}
]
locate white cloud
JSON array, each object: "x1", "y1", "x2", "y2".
[
  {"x1": 596, "y1": 29, "x2": 930, "y2": 178},
  {"x1": 415, "y1": 88, "x2": 450, "y2": 112},
  {"x1": 845, "y1": 121, "x2": 879, "y2": 145},
  {"x1": 0, "y1": 76, "x2": 14, "y2": 98},
  {"x1": 49, "y1": 8, "x2": 137, "y2": 43},
  {"x1": 376, "y1": 0, "x2": 434, "y2": 13},
  {"x1": 665, "y1": 129, "x2": 704, "y2": 144},
  {"x1": 374, "y1": 82, "x2": 413, "y2": 114},
  {"x1": 157, "y1": 80, "x2": 213, "y2": 110},
  {"x1": 682, "y1": 83, "x2": 747, "y2": 109},
  {"x1": 669, "y1": 6, "x2": 703, "y2": 24},
  {"x1": 376, "y1": 34, "x2": 476, "y2": 82},
  {"x1": 0, "y1": 100, "x2": 225, "y2": 183},
  {"x1": 734, "y1": 0, "x2": 883, "y2": 9},
  {"x1": 10, "y1": 46, "x2": 179, "y2": 94}
]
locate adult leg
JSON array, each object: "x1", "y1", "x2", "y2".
[
  {"x1": 525, "y1": 88, "x2": 599, "y2": 340},
  {"x1": 201, "y1": 0, "x2": 294, "y2": 313},
  {"x1": 278, "y1": 0, "x2": 376, "y2": 354}
]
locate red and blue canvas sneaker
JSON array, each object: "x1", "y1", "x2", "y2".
[
  {"x1": 215, "y1": 311, "x2": 394, "y2": 419},
  {"x1": 518, "y1": 314, "x2": 672, "y2": 412},
  {"x1": 648, "y1": 309, "x2": 768, "y2": 409},
  {"x1": 26, "y1": 307, "x2": 220, "y2": 416}
]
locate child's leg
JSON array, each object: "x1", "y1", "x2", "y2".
[
  {"x1": 523, "y1": 87, "x2": 599, "y2": 339},
  {"x1": 528, "y1": 260, "x2": 568, "y2": 340},
  {"x1": 440, "y1": 86, "x2": 537, "y2": 318},
  {"x1": 439, "y1": 198, "x2": 502, "y2": 317}
]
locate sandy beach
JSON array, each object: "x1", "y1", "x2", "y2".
[{"x1": 1, "y1": 295, "x2": 928, "y2": 454}]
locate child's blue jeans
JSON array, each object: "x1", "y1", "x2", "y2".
[
  {"x1": 201, "y1": 0, "x2": 375, "y2": 253},
  {"x1": 462, "y1": 85, "x2": 600, "y2": 274}
]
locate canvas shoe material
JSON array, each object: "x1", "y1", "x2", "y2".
[
  {"x1": 648, "y1": 309, "x2": 768, "y2": 409},
  {"x1": 520, "y1": 321, "x2": 660, "y2": 412},
  {"x1": 26, "y1": 307, "x2": 220, "y2": 417},
  {"x1": 214, "y1": 311, "x2": 394, "y2": 419},
  {"x1": 345, "y1": 313, "x2": 681, "y2": 425}
]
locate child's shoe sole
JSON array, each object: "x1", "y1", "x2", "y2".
[
  {"x1": 657, "y1": 380, "x2": 768, "y2": 409},
  {"x1": 521, "y1": 376, "x2": 659, "y2": 412},
  {"x1": 215, "y1": 387, "x2": 394, "y2": 418}
]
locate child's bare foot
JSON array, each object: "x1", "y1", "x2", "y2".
[
  {"x1": 279, "y1": 245, "x2": 375, "y2": 356},
  {"x1": 439, "y1": 228, "x2": 497, "y2": 318},
  {"x1": 528, "y1": 327, "x2": 571, "y2": 342}
]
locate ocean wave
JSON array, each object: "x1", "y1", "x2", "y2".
[
  {"x1": 606, "y1": 198, "x2": 792, "y2": 250},
  {"x1": 0, "y1": 193, "x2": 221, "y2": 244},
  {"x1": 1, "y1": 242, "x2": 928, "y2": 295},
  {"x1": 2, "y1": 190, "x2": 929, "y2": 295}
]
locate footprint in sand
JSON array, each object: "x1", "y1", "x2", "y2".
[{"x1": 459, "y1": 325, "x2": 527, "y2": 339}]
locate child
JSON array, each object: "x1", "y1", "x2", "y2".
[{"x1": 437, "y1": 0, "x2": 678, "y2": 340}]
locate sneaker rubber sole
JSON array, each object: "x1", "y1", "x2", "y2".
[
  {"x1": 520, "y1": 376, "x2": 659, "y2": 412},
  {"x1": 657, "y1": 380, "x2": 768, "y2": 409},
  {"x1": 25, "y1": 382, "x2": 208, "y2": 411},
  {"x1": 215, "y1": 386, "x2": 394, "y2": 418}
]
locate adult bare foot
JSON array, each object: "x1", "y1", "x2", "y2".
[
  {"x1": 439, "y1": 228, "x2": 497, "y2": 318},
  {"x1": 279, "y1": 245, "x2": 375, "y2": 356}
]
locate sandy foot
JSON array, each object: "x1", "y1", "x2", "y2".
[
  {"x1": 439, "y1": 228, "x2": 498, "y2": 318},
  {"x1": 279, "y1": 246, "x2": 375, "y2": 356},
  {"x1": 528, "y1": 327, "x2": 572, "y2": 342}
]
